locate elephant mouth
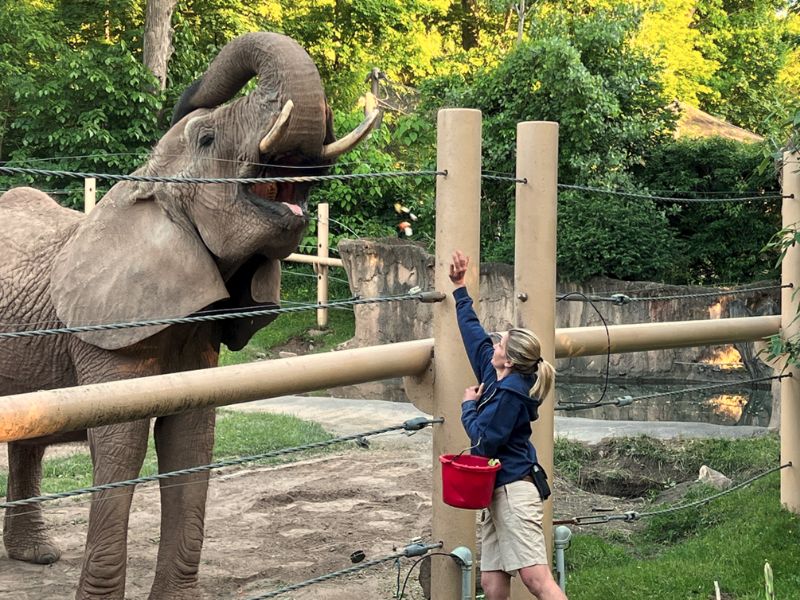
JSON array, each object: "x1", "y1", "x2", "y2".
[{"x1": 245, "y1": 181, "x2": 308, "y2": 224}]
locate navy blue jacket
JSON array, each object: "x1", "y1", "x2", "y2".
[{"x1": 454, "y1": 286, "x2": 541, "y2": 488}]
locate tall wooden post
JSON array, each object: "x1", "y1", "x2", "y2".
[
  {"x1": 511, "y1": 122, "x2": 559, "y2": 598},
  {"x1": 84, "y1": 177, "x2": 96, "y2": 213},
  {"x1": 782, "y1": 150, "x2": 800, "y2": 513},
  {"x1": 431, "y1": 108, "x2": 482, "y2": 600},
  {"x1": 316, "y1": 202, "x2": 330, "y2": 328}
]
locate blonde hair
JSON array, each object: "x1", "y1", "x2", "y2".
[{"x1": 505, "y1": 327, "x2": 556, "y2": 400}]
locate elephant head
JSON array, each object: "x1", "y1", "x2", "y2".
[{"x1": 49, "y1": 32, "x2": 378, "y2": 351}]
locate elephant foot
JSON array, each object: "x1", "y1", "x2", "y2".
[{"x1": 5, "y1": 539, "x2": 61, "y2": 564}]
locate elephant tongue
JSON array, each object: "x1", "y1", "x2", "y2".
[
  {"x1": 276, "y1": 182, "x2": 303, "y2": 216},
  {"x1": 282, "y1": 202, "x2": 303, "y2": 216}
]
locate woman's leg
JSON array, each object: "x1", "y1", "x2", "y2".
[
  {"x1": 518, "y1": 564, "x2": 567, "y2": 600},
  {"x1": 481, "y1": 570, "x2": 512, "y2": 600}
]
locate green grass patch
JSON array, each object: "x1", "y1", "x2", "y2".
[
  {"x1": 567, "y1": 476, "x2": 800, "y2": 599},
  {"x1": 0, "y1": 411, "x2": 333, "y2": 497},
  {"x1": 219, "y1": 307, "x2": 355, "y2": 366}
]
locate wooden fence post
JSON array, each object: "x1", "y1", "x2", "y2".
[
  {"x1": 782, "y1": 150, "x2": 800, "y2": 514},
  {"x1": 511, "y1": 121, "x2": 559, "y2": 598},
  {"x1": 430, "y1": 108, "x2": 482, "y2": 600},
  {"x1": 317, "y1": 202, "x2": 330, "y2": 328},
  {"x1": 84, "y1": 177, "x2": 96, "y2": 213}
]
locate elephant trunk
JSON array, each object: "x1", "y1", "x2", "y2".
[{"x1": 171, "y1": 32, "x2": 327, "y2": 158}]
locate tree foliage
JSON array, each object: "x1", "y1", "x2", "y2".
[
  {"x1": 0, "y1": 0, "x2": 796, "y2": 284},
  {"x1": 419, "y1": 6, "x2": 684, "y2": 281}
]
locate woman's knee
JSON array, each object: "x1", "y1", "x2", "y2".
[
  {"x1": 481, "y1": 570, "x2": 510, "y2": 599},
  {"x1": 519, "y1": 564, "x2": 556, "y2": 595}
]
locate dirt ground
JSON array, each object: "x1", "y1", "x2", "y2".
[{"x1": 0, "y1": 422, "x2": 647, "y2": 600}]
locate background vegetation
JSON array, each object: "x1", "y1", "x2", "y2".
[{"x1": 1, "y1": 0, "x2": 798, "y2": 287}]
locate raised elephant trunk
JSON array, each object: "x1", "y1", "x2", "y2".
[{"x1": 171, "y1": 32, "x2": 327, "y2": 158}]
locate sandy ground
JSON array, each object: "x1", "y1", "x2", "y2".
[{"x1": 0, "y1": 397, "x2": 767, "y2": 599}]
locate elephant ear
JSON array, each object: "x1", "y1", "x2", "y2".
[
  {"x1": 51, "y1": 183, "x2": 230, "y2": 350},
  {"x1": 220, "y1": 255, "x2": 282, "y2": 351}
]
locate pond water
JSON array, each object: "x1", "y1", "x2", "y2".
[{"x1": 555, "y1": 380, "x2": 773, "y2": 427}]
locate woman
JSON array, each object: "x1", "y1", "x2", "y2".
[{"x1": 449, "y1": 250, "x2": 566, "y2": 600}]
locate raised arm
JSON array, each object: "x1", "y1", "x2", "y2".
[{"x1": 450, "y1": 250, "x2": 494, "y2": 380}]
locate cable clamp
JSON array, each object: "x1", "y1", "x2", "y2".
[
  {"x1": 400, "y1": 539, "x2": 441, "y2": 557},
  {"x1": 403, "y1": 416, "x2": 435, "y2": 431},
  {"x1": 411, "y1": 289, "x2": 446, "y2": 303},
  {"x1": 615, "y1": 395, "x2": 633, "y2": 407},
  {"x1": 610, "y1": 293, "x2": 631, "y2": 306},
  {"x1": 623, "y1": 511, "x2": 639, "y2": 522}
]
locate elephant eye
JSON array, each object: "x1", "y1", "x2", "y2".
[{"x1": 198, "y1": 132, "x2": 215, "y2": 148}]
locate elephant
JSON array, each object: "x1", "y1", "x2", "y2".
[{"x1": 0, "y1": 31, "x2": 377, "y2": 599}]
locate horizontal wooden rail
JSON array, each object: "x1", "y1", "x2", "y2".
[
  {"x1": 285, "y1": 253, "x2": 343, "y2": 268},
  {"x1": 0, "y1": 315, "x2": 780, "y2": 442}
]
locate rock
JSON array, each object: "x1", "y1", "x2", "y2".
[
  {"x1": 698, "y1": 465, "x2": 732, "y2": 490},
  {"x1": 278, "y1": 351, "x2": 298, "y2": 359}
]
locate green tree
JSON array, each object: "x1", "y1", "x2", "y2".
[
  {"x1": 0, "y1": 1, "x2": 163, "y2": 208},
  {"x1": 420, "y1": 5, "x2": 682, "y2": 281},
  {"x1": 695, "y1": 0, "x2": 799, "y2": 134},
  {"x1": 635, "y1": 137, "x2": 781, "y2": 284}
]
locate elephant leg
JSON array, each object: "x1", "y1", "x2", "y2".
[
  {"x1": 76, "y1": 419, "x2": 150, "y2": 600},
  {"x1": 3, "y1": 441, "x2": 61, "y2": 564},
  {"x1": 148, "y1": 408, "x2": 215, "y2": 600}
]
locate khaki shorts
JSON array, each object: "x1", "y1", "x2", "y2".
[{"x1": 479, "y1": 480, "x2": 547, "y2": 574}]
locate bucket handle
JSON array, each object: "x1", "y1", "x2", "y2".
[{"x1": 442, "y1": 439, "x2": 481, "y2": 464}]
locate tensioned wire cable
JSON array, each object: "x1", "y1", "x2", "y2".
[
  {"x1": 557, "y1": 283, "x2": 790, "y2": 305},
  {"x1": 0, "y1": 416, "x2": 442, "y2": 509},
  {"x1": 554, "y1": 462, "x2": 791, "y2": 526},
  {"x1": 555, "y1": 373, "x2": 789, "y2": 412},
  {"x1": 0, "y1": 166, "x2": 445, "y2": 184},
  {"x1": 244, "y1": 542, "x2": 443, "y2": 600},
  {"x1": 0, "y1": 292, "x2": 443, "y2": 341},
  {"x1": 558, "y1": 183, "x2": 787, "y2": 202}
]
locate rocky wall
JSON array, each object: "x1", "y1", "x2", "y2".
[{"x1": 329, "y1": 239, "x2": 780, "y2": 404}]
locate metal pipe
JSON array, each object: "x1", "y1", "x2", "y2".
[
  {"x1": 554, "y1": 525, "x2": 572, "y2": 592},
  {"x1": 0, "y1": 315, "x2": 780, "y2": 443},
  {"x1": 0, "y1": 339, "x2": 432, "y2": 443},
  {"x1": 284, "y1": 252, "x2": 343, "y2": 268},
  {"x1": 449, "y1": 546, "x2": 474, "y2": 600}
]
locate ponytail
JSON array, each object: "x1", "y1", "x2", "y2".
[
  {"x1": 530, "y1": 358, "x2": 555, "y2": 401},
  {"x1": 504, "y1": 327, "x2": 557, "y2": 401}
]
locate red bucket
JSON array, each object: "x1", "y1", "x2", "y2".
[{"x1": 439, "y1": 454, "x2": 501, "y2": 509}]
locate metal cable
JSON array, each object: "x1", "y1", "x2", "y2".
[
  {"x1": 0, "y1": 417, "x2": 443, "y2": 509},
  {"x1": 555, "y1": 374, "x2": 788, "y2": 412},
  {"x1": 558, "y1": 183, "x2": 786, "y2": 203},
  {"x1": 0, "y1": 166, "x2": 444, "y2": 184},
  {"x1": 0, "y1": 292, "x2": 438, "y2": 341},
  {"x1": 245, "y1": 542, "x2": 442, "y2": 600},
  {"x1": 481, "y1": 173, "x2": 527, "y2": 183},
  {"x1": 554, "y1": 462, "x2": 791, "y2": 526},
  {"x1": 556, "y1": 283, "x2": 789, "y2": 306}
]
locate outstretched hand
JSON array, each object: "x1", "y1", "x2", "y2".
[{"x1": 449, "y1": 250, "x2": 469, "y2": 287}]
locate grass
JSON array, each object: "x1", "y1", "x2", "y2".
[
  {"x1": 219, "y1": 306, "x2": 356, "y2": 366},
  {"x1": 0, "y1": 410, "x2": 333, "y2": 497},
  {"x1": 555, "y1": 434, "x2": 800, "y2": 599},
  {"x1": 566, "y1": 477, "x2": 800, "y2": 599}
]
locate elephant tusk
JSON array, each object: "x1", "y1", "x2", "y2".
[
  {"x1": 258, "y1": 100, "x2": 294, "y2": 154},
  {"x1": 320, "y1": 109, "x2": 380, "y2": 160}
]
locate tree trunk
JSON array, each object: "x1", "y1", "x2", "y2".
[
  {"x1": 460, "y1": 0, "x2": 479, "y2": 50},
  {"x1": 143, "y1": 0, "x2": 179, "y2": 90}
]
